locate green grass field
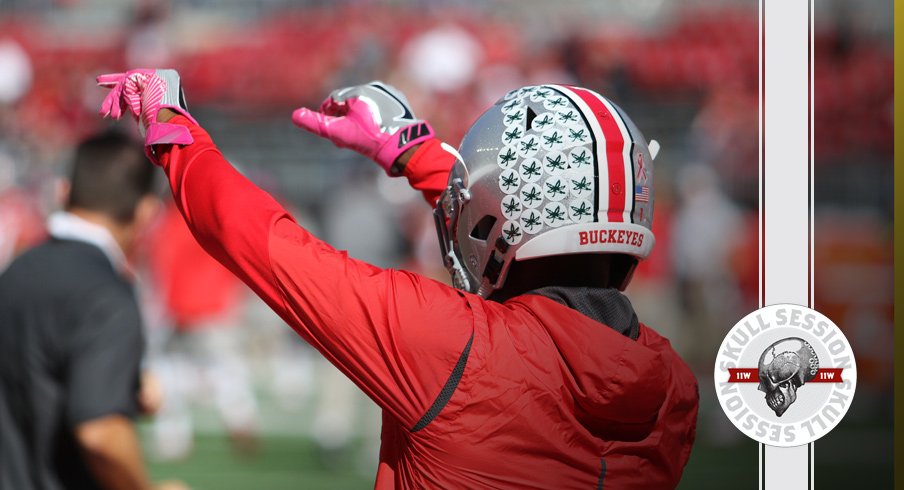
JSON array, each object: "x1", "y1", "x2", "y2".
[
  {"x1": 148, "y1": 433, "x2": 756, "y2": 490},
  {"x1": 146, "y1": 433, "x2": 372, "y2": 490},
  {"x1": 145, "y1": 427, "x2": 890, "y2": 490},
  {"x1": 142, "y1": 382, "x2": 889, "y2": 490},
  {"x1": 147, "y1": 434, "x2": 759, "y2": 489}
]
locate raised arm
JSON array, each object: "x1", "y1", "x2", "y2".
[{"x1": 98, "y1": 70, "x2": 477, "y2": 428}]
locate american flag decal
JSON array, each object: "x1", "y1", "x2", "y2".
[{"x1": 635, "y1": 185, "x2": 649, "y2": 202}]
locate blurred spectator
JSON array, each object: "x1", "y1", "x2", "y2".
[
  {"x1": 0, "y1": 149, "x2": 45, "y2": 270},
  {"x1": 670, "y1": 164, "x2": 744, "y2": 363},
  {"x1": 145, "y1": 200, "x2": 259, "y2": 460},
  {"x1": 400, "y1": 22, "x2": 483, "y2": 95},
  {"x1": 0, "y1": 38, "x2": 32, "y2": 105},
  {"x1": 0, "y1": 131, "x2": 184, "y2": 490},
  {"x1": 689, "y1": 78, "x2": 758, "y2": 201},
  {"x1": 126, "y1": 2, "x2": 173, "y2": 68}
]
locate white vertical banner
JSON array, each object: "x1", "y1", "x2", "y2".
[{"x1": 760, "y1": 0, "x2": 813, "y2": 488}]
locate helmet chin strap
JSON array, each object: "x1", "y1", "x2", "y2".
[
  {"x1": 445, "y1": 248, "x2": 471, "y2": 292},
  {"x1": 435, "y1": 161, "x2": 474, "y2": 293}
]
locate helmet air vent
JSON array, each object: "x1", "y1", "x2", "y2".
[{"x1": 469, "y1": 215, "x2": 497, "y2": 241}]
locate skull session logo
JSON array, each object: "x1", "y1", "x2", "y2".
[{"x1": 714, "y1": 304, "x2": 857, "y2": 447}]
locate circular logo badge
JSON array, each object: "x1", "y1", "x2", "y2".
[{"x1": 713, "y1": 304, "x2": 857, "y2": 447}]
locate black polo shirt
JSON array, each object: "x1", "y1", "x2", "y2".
[{"x1": 0, "y1": 238, "x2": 143, "y2": 490}]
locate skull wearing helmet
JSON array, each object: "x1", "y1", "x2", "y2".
[{"x1": 757, "y1": 337, "x2": 819, "y2": 417}]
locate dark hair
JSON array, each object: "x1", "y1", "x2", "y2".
[{"x1": 66, "y1": 131, "x2": 155, "y2": 224}]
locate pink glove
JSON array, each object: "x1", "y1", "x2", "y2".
[
  {"x1": 97, "y1": 69, "x2": 196, "y2": 146},
  {"x1": 292, "y1": 82, "x2": 434, "y2": 175}
]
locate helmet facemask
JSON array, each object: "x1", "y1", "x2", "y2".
[{"x1": 434, "y1": 157, "x2": 476, "y2": 292}]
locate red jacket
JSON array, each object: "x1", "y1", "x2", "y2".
[{"x1": 157, "y1": 117, "x2": 698, "y2": 489}]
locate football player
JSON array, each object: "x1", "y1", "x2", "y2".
[{"x1": 98, "y1": 69, "x2": 697, "y2": 489}]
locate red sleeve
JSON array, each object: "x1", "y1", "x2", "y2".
[
  {"x1": 401, "y1": 138, "x2": 456, "y2": 206},
  {"x1": 155, "y1": 116, "x2": 476, "y2": 428}
]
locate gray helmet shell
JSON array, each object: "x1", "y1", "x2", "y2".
[{"x1": 434, "y1": 85, "x2": 656, "y2": 297}]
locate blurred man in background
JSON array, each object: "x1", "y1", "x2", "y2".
[{"x1": 0, "y1": 131, "x2": 183, "y2": 490}]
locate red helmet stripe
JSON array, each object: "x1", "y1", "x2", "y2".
[{"x1": 563, "y1": 86, "x2": 629, "y2": 223}]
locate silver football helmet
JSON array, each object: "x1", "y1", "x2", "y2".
[{"x1": 434, "y1": 85, "x2": 659, "y2": 297}]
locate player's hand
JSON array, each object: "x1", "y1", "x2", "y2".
[
  {"x1": 97, "y1": 69, "x2": 196, "y2": 146},
  {"x1": 292, "y1": 82, "x2": 434, "y2": 175},
  {"x1": 138, "y1": 371, "x2": 164, "y2": 416}
]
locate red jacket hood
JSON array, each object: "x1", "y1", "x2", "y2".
[{"x1": 505, "y1": 293, "x2": 680, "y2": 440}]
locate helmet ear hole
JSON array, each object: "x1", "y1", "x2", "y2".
[{"x1": 469, "y1": 215, "x2": 497, "y2": 241}]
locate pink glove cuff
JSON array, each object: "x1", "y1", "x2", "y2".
[
  {"x1": 375, "y1": 121, "x2": 435, "y2": 175},
  {"x1": 145, "y1": 121, "x2": 194, "y2": 146}
]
